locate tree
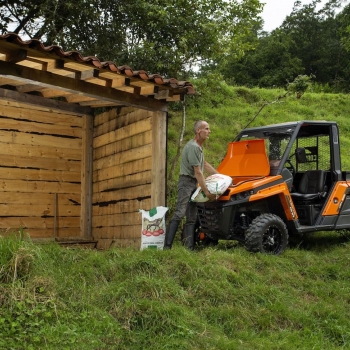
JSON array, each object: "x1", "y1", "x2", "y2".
[
  {"x1": 218, "y1": 29, "x2": 304, "y2": 87},
  {"x1": 0, "y1": 0, "x2": 263, "y2": 78},
  {"x1": 216, "y1": 0, "x2": 350, "y2": 91}
]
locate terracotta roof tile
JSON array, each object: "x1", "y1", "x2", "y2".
[{"x1": 0, "y1": 33, "x2": 195, "y2": 95}]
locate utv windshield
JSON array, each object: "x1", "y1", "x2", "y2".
[{"x1": 237, "y1": 126, "x2": 296, "y2": 163}]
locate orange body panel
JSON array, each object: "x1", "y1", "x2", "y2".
[
  {"x1": 249, "y1": 182, "x2": 297, "y2": 221},
  {"x1": 217, "y1": 139, "x2": 270, "y2": 177},
  {"x1": 219, "y1": 175, "x2": 298, "y2": 221},
  {"x1": 323, "y1": 181, "x2": 350, "y2": 216}
]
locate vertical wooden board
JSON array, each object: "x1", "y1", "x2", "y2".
[
  {"x1": 80, "y1": 114, "x2": 93, "y2": 238},
  {"x1": 151, "y1": 111, "x2": 167, "y2": 207}
]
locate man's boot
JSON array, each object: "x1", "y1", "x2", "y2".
[
  {"x1": 163, "y1": 220, "x2": 180, "y2": 249},
  {"x1": 182, "y1": 223, "x2": 196, "y2": 251}
]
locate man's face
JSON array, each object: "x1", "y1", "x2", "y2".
[{"x1": 198, "y1": 122, "x2": 211, "y2": 140}]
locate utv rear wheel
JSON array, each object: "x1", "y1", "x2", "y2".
[{"x1": 245, "y1": 213, "x2": 288, "y2": 255}]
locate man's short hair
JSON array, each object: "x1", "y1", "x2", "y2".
[{"x1": 194, "y1": 120, "x2": 205, "y2": 134}]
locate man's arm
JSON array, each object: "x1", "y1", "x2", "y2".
[
  {"x1": 193, "y1": 166, "x2": 217, "y2": 201},
  {"x1": 204, "y1": 161, "x2": 218, "y2": 176}
]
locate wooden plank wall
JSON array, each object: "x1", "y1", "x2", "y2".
[
  {"x1": 0, "y1": 99, "x2": 84, "y2": 239},
  {"x1": 92, "y1": 107, "x2": 157, "y2": 249}
]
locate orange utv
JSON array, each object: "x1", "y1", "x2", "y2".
[{"x1": 196, "y1": 120, "x2": 350, "y2": 254}]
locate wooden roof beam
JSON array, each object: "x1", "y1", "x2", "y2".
[
  {"x1": 16, "y1": 83, "x2": 45, "y2": 93},
  {"x1": 0, "y1": 60, "x2": 167, "y2": 111},
  {"x1": 79, "y1": 100, "x2": 120, "y2": 107},
  {"x1": 0, "y1": 87, "x2": 92, "y2": 116},
  {"x1": 39, "y1": 88, "x2": 72, "y2": 98},
  {"x1": 56, "y1": 59, "x2": 100, "y2": 81},
  {"x1": 7, "y1": 49, "x2": 27, "y2": 63}
]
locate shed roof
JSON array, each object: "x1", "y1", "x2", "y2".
[{"x1": 0, "y1": 33, "x2": 195, "y2": 112}]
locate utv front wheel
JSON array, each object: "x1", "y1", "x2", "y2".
[{"x1": 245, "y1": 214, "x2": 288, "y2": 255}]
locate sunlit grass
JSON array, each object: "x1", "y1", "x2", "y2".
[{"x1": 0, "y1": 231, "x2": 350, "y2": 349}]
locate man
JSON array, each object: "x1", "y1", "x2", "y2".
[{"x1": 164, "y1": 120, "x2": 218, "y2": 250}]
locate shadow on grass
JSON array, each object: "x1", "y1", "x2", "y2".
[
  {"x1": 191, "y1": 231, "x2": 350, "y2": 254},
  {"x1": 288, "y1": 230, "x2": 350, "y2": 252}
]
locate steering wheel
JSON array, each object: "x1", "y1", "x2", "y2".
[{"x1": 284, "y1": 159, "x2": 295, "y2": 177}]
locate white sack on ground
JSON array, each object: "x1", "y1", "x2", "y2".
[
  {"x1": 191, "y1": 174, "x2": 232, "y2": 203},
  {"x1": 139, "y1": 206, "x2": 168, "y2": 250}
]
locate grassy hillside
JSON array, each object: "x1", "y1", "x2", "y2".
[
  {"x1": 2, "y1": 87, "x2": 350, "y2": 349},
  {"x1": 1, "y1": 231, "x2": 350, "y2": 349},
  {"x1": 167, "y1": 83, "x2": 350, "y2": 212}
]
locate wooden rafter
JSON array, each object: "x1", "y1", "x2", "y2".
[
  {"x1": 0, "y1": 60, "x2": 167, "y2": 111},
  {"x1": 0, "y1": 87, "x2": 92, "y2": 116}
]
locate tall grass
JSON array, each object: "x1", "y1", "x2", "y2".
[{"x1": 0, "y1": 232, "x2": 350, "y2": 349}]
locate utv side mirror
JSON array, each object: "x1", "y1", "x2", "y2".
[{"x1": 295, "y1": 148, "x2": 307, "y2": 163}]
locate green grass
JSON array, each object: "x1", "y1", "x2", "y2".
[
  {"x1": 167, "y1": 85, "x2": 350, "y2": 211},
  {"x1": 1, "y1": 232, "x2": 350, "y2": 349},
  {"x1": 2, "y1": 86, "x2": 350, "y2": 349}
]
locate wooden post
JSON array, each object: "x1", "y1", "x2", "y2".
[
  {"x1": 151, "y1": 110, "x2": 167, "y2": 207},
  {"x1": 80, "y1": 113, "x2": 93, "y2": 237},
  {"x1": 53, "y1": 193, "x2": 57, "y2": 238}
]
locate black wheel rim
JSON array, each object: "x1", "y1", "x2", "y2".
[{"x1": 262, "y1": 224, "x2": 282, "y2": 253}]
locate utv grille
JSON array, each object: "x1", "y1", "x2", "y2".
[{"x1": 197, "y1": 203, "x2": 223, "y2": 233}]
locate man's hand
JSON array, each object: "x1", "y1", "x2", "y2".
[{"x1": 205, "y1": 192, "x2": 218, "y2": 201}]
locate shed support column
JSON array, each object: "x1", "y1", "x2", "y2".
[
  {"x1": 80, "y1": 113, "x2": 93, "y2": 237},
  {"x1": 151, "y1": 111, "x2": 167, "y2": 207}
]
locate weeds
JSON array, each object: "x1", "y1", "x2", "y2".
[{"x1": 1, "y1": 232, "x2": 350, "y2": 349}]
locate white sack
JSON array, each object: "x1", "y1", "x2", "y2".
[
  {"x1": 139, "y1": 206, "x2": 168, "y2": 250},
  {"x1": 191, "y1": 174, "x2": 232, "y2": 203}
]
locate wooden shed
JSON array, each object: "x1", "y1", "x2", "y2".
[{"x1": 0, "y1": 33, "x2": 194, "y2": 249}]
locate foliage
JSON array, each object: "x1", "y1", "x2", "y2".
[
  {"x1": 0, "y1": 0, "x2": 263, "y2": 77},
  {"x1": 337, "y1": 1, "x2": 350, "y2": 51},
  {"x1": 286, "y1": 74, "x2": 315, "y2": 98},
  {"x1": 217, "y1": 0, "x2": 350, "y2": 92},
  {"x1": 0, "y1": 230, "x2": 37, "y2": 284}
]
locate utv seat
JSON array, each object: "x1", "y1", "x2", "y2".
[{"x1": 291, "y1": 170, "x2": 327, "y2": 202}]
